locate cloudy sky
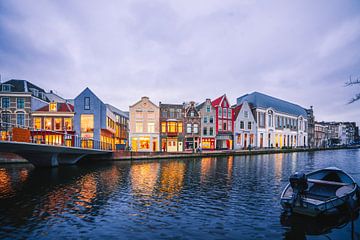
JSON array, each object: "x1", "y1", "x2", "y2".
[{"x1": 0, "y1": 0, "x2": 359, "y2": 124}]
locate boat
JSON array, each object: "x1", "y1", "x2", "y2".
[{"x1": 280, "y1": 167, "x2": 360, "y2": 217}]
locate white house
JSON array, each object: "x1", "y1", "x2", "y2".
[
  {"x1": 236, "y1": 92, "x2": 308, "y2": 148},
  {"x1": 233, "y1": 101, "x2": 257, "y2": 149}
]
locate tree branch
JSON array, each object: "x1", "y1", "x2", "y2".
[
  {"x1": 348, "y1": 93, "x2": 360, "y2": 104},
  {"x1": 345, "y1": 75, "x2": 360, "y2": 86}
]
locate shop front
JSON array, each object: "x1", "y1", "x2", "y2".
[
  {"x1": 216, "y1": 134, "x2": 233, "y2": 150},
  {"x1": 161, "y1": 137, "x2": 183, "y2": 152},
  {"x1": 185, "y1": 137, "x2": 200, "y2": 151},
  {"x1": 131, "y1": 135, "x2": 159, "y2": 152},
  {"x1": 201, "y1": 138, "x2": 215, "y2": 150}
]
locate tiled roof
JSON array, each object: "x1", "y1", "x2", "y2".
[
  {"x1": 237, "y1": 92, "x2": 308, "y2": 117},
  {"x1": 211, "y1": 95, "x2": 225, "y2": 107},
  {"x1": 233, "y1": 104, "x2": 243, "y2": 120},
  {"x1": 35, "y1": 102, "x2": 74, "y2": 112},
  {"x1": 0, "y1": 79, "x2": 49, "y2": 101}
]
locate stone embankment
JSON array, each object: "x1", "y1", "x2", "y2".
[{"x1": 110, "y1": 145, "x2": 360, "y2": 161}]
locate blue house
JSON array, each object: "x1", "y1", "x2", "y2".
[{"x1": 74, "y1": 88, "x2": 128, "y2": 150}]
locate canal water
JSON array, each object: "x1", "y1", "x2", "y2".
[{"x1": 0, "y1": 149, "x2": 360, "y2": 239}]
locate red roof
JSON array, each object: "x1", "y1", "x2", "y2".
[
  {"x1": 233, "y1": 104, "x2": 243, "y2": 120},
  {"x1": 35, "y1": 102, "x2": 74, "y2": 112},
  {"x1": 211, "y1": 94, "x2": 226, "y2": 107}
]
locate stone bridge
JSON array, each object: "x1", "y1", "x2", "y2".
[{"x1": 0, "y1": 141, "x2": 112, "y2": 167}]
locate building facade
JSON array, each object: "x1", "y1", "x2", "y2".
[
  {"x1": 106, "y1": 104, "x2": 129, "y2": 150},
  {"x1": 237, "y1": 92, "x2": 308, "y2": 148},
  {"x1": 197, "y1": 99, "x2": 216, "y2": 150},
  {"x1": 314, "y1": 122, "x2": 328, "y2": 147},
  {"x1": 74, "y1": 88, "x2": 128, "y2": 150},
  {"x1": 129, "y1": 97, "x2": 159, "y2": 152},
  {"x1": 31, "y1": 102, "x2": 75, "y2": 146},
  {"x1": 159, "y1": 103, "x2": 184, "y2": 152},
  {"x1": 306, "y1": 106, "x2": 315, "y2": 148},
  {"x1": 212, "y1": 95, "x2": 234, "y2": 149},
  {"x1": 0, "y1": 79, "x2": 49, "y2": 140},
  {"x1": 233, "y1": 101, "x2": 257, "y2": 149},
  {"x1": 183, "y1": 101, "x2": 201, "y2": 151}
]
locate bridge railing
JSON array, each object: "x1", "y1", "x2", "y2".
[{"x1": 0, "y1": 121, "x2": 115, "y2": 151}]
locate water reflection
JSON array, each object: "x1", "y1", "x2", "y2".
[
  {"x1": 131, "y1": 162, "x2": 160, "y2": 197},
  {"x1": 159, "y1": 161, "x2": 185, "y2": 199},
  {"x1": 0, "y1": 168, "x2": 12, "y2": 196},
  {"x1": 0, "y1": 149, "x2": 359, "y2": 239}
]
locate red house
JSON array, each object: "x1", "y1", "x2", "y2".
[
  {"x1": 31, "y1": 102, "x2": 75, "y2": 146},
  {"x1": 212, "y1": 94, "x2": 234, "y2": 149}
]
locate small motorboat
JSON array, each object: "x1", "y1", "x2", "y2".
[{"x1": 281, "y1": 167, "x2": 360, "y2": 217}]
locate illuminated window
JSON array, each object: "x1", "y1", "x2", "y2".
[
  {"x1": 64, "y1": 118, "x2": 72, "y2": 131},
  {"x1": 136, "y1": 122, "x2": 143, "y2": 132},
  {"x1": 49, "y1": 102, "x2": 57, "y2": 112},
  {"x1": 54, "y1": 118, "x2": 62, "y2": 131},
  {"x1": 34, "y1": 117, "x2": 42, "y2": 130},
  {"x1": 139, "y1": 137, "x2": 150, "y2": 150},
  {"x1": 148, "y1": 122, "x2": 155, "y2": 133},
  {"x1": 161, "y1": 122, "x2": 166, "y2": 133},
  {"x1": 178, "y1": 122, "x2": 183, "y2": 133},
  {"x1": 237, "y1": 134, "x2": 242, "y2": 144},
  {"x1": 168, "y1": 122, "x2": 176, "y2": 133},
  {"x1": 44, "y1": 117, "x2": 52, "y2": 130},
  {"x1": 80, "y1": 114, "x2": 94, "y2": 133}
]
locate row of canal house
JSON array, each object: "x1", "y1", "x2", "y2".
[
  {"x1": 128, "y1": 92, "x2": 310, "y2": 152},
  {"x1": 129, "y1": 94, "x2": 235, "y2": 152}
]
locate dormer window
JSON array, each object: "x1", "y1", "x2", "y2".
[
  {"x1": 31, "y1": 89, "x2": 39, "y2": 97},
  {"x1": 2, "y1": 84, "x2": 11, "y2": 92},
  {"x1": 49, "y1": 102, "x2": 57, "y2": 112}
]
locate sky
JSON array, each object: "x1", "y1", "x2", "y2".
[{"x1": 0, "y1": 0, "x2": 360, "y2": 125}]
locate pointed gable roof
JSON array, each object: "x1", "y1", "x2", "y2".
[
  {"x1": 74, "y1": 87, "x2": 103, "y2": 104},
  {"x1": 211, "y1": 94, "x2": 225, "y2": 107},
  {"x1": 34, "y1": 102, "x2": 74, "y2": 112},
  {"x1": 233, "y1": 104, "x2": 243, "y2": 120}
]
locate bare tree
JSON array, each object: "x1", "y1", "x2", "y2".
[{"x1": 346, "y1": 76, "x2": 360, "y2": 104}]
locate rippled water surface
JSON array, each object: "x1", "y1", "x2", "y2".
[{"x1": 1, "y1": 149, "x2": 360, "y2": 239}]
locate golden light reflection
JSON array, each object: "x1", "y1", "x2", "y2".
[
  {"x1": 227, "y1": 156, "x2": 234, "y2": 178},
  {"x1": 200, "y1": 158, "x2": 213, "y2": 183},
  {"x1": 159, "y1": 161, "x2": 185, "y2": 199},
  {"x1": 78, "y1": 174, "x2": 97, "y2": 207},
  {"x1": 0, "y1": 168, "x2": 12, "y2": 196},
  {"x1": 19, "y1": 169, "x2": 29, "y2": 183},
  {"x1": 274, "y1": 153, "x2": 283, "y2": 181},
  {"x1": 131, "y1": 162, "x2": 160, "y2": 196},
  {"x1": 98, "y1": 166, "x2": 121, "y2": 192}
]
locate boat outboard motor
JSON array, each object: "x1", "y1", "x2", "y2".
[{"x1": 289, "y1": 172, "x2": 308, "y2": 207}]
